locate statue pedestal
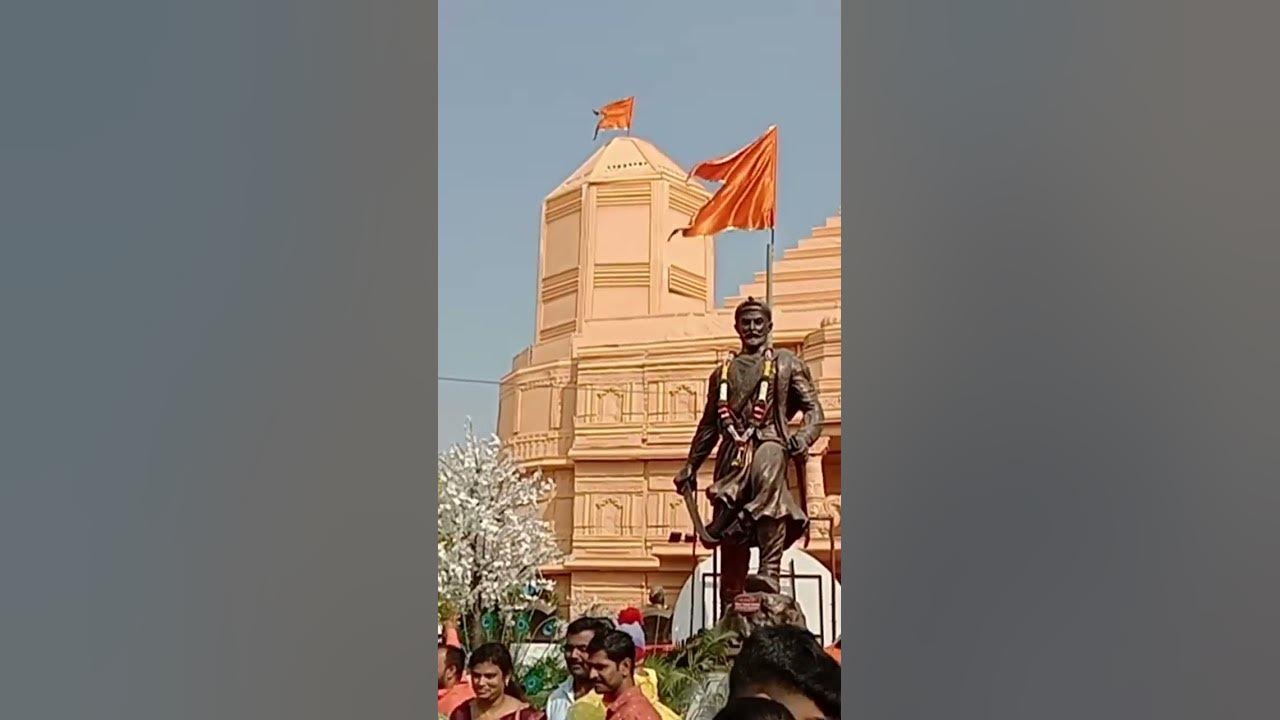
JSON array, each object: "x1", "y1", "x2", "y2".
[
  {"x1": 716, "y1": 591, "x2": 809, "y2": 647},
  {"x1": 672, "y1": 547, "x2": 841, "y2": 645},
  {"x1": 677, "y1": 591, "x2": 810, "y2": 720}
]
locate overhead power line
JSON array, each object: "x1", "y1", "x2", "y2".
[
  {"x1": 439, "y1": 375, "x2": 604, "y2": 391},
  {"x1": 439, "y1": 375, "x2": 502, "y2": 386}
]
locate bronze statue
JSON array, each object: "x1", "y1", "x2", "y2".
[{"x1": 674, "y1": 297, "x2": 823, "y2": 608}]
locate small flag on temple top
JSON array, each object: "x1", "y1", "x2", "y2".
[
  {"x1": 593, "y1": 96, "x2": 635, "y2": 140},
  {"x1": 672, "y1": 125, "x2": 778, "y2": 239}
]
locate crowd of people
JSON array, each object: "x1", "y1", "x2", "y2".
[{"x1": 438, "y1": 614, "x2": 840, "y2": 720}]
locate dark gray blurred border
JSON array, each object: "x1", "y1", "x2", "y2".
[
  {"x1": 1, "y1": 0, "x2": 437, "y2": 717},
  {"x1": 428, "y1": 0, "x2": 442, "y2": 703},
  {"x1": 842, "y1": 1, "x2": 1280, "y2": 717}
]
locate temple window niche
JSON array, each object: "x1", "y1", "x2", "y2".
[
  {"x1": 595, "y1": 389, "x2": 623, "y2": 424},
  {"x1": 666, "y1": 383, "x2": 700, "y2": 421}
]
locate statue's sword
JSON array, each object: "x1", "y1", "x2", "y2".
[{"x1": 679, "y1": 477, "x2": 720, "y2": 548}]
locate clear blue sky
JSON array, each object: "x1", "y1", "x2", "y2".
[{"x1": 438, "y1": 0, "x2": 840, "y2": 448}]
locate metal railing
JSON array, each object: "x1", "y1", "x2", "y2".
[{"x1": 684, "y1": 553, "x2": 841, "y2": 647}]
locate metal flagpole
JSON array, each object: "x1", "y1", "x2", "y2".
[
  {"x1": 766, "y1": 227, "x2": 775, "y2": 307},
  {"x1": 764, "y1": 128, "x2": 778, "y2": 345}
]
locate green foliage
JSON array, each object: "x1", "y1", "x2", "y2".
[
  {"x1": 461, "y1": 603, "x2": 563, "y2": 650},
  {"x1": 439, "y1": 598, "x2": 457, "y2": 625},
  {"x1": 644, "y1": 653, "x2": 695, "y2": 713},
  {"x1": 517, "y1": 651, "x2": 569, "y2": 711},
  {"x1": 644, "y1": 626, "x2": 736, "y2": 714}
]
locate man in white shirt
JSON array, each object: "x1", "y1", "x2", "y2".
[{"x1": 545, "y1": 617, "x2": 613, "y2": 720}]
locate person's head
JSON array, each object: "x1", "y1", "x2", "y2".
[
  {"x1": 438, "y1": 644, "x2": 466, "y2": 689},
  {"x1": 586, "y1": 630, "x2": 636, "y2": 695},
  {"x1": 734, "y1": 298, "x2": 772, "y2": 351},
  {"x1": 468, "y1": 643, "x2": 524, "y2": 703},
  {"x1": 563, "y1": 617, "x2": 613, "y2": 680},
  {"x1": 615, "y1": 622, "x2": 647, "y2": 663},
  {"x1": 712, "y1": 697, "x2": 796, "y2": 720},
  {"x1": 729, "y1": 625, "x2": 840, "y2": 720}
]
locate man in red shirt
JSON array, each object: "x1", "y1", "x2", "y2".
[
  {"x1": 437, "y1": 644, "x2": 474, "y2": 716},
  {"x1": 586, "y1": 631, "x2": 660, "y2": 720}
]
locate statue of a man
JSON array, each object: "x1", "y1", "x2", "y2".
[{"x1": 674, "y1": 297, "x2": 824, "y2": 608}]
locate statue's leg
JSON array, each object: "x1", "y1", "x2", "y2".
[
  {"x1": 754, "y1": 517, "x2": 787, "y2": 593},
  {"x1": 719, "y1": 540, "x2": 749, "y2": 610},
  {"x1": 742, "y1": 440, "x2": 789, "y2": 594}
]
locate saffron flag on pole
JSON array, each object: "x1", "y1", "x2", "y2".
[
  {"x1": 593, "y1": 96, "x2": 635, "y2": 139},
  {"x1": 673, "y1": 125, "x2": 778, "y2": 239}
]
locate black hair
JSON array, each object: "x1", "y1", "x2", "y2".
[
  {"x1": 712, "y1": 697, "x2": 796, "y2": 720},
  {"x1": 566, "y1": 616, "x2": 614, "y2": 638},
  {"x1": 729, "y1": 625, "x2": 840, "y2": 718},
  {"x1": 734, "y1": 296, "x2": 773, "y2": 322},
  {"x1": 586, "y1": 630, "x2": 636, "y2": 668},
  {"x1": 440, "y1": 645, "x2": 466, "y2": 677},
  {"x1": 467, "y1": 642, "x2": 526, "y2": 701}
]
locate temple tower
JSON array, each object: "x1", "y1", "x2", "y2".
[{"x1": 534, "y1": 137, "x2": 716, "y2": 347}]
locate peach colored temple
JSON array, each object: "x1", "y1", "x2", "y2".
[{"x1": 497, "y1": 136, "x2": 841, "y2": 614}]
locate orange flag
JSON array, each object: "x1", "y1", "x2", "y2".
[
  {"x1": 674, "y1": 125, "x2": 778, "y2": 238},
  {"x1": 593, "y1": 96, "x2": 635, "y2": 139}
]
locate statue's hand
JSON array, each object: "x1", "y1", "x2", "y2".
[
  {"x1": 786, "y1": 434, "x2": 809, "y2": 457},
  {"x1": 674, "y1": 464, "x2": 697, "y2": 493}
]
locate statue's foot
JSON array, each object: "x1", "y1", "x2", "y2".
[{"x1": 744, "y1": 574, "x2": 780, "y2": 594}]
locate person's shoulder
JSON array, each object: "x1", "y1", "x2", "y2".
[
  {"x1": 773, "y1": 347, "x2": 805, "y2": 365},
  {"x1": 545, "y1": 684, "x2": 575, "y2": 719},
  {"x1": 622, "y1": 687, "x2": 661, "y2": 716},
  {"x1": 547, "y1": 678, "x2": 574, "y2": 701},
  {"x1": 636, "y1": 695, "x2": 664, "y2": 720},
  {"x1": 516, "y1": 707, "x2": 544, "y2": 720}
]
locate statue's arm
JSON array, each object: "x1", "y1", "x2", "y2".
[
  {"x1": 684, "y1": 368, "x2": 721, "y2": 471},
  {"x1": 787, "y1": 357, "x2": 824, "y2": 453}
]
